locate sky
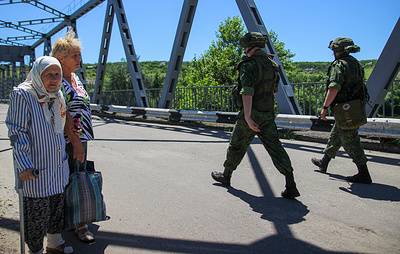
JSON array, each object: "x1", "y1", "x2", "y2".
[{"x1": 0, "y1": 0, "x2": 399, "y2": 64}]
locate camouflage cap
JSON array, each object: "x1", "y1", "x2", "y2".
[
  {"x1": 239, "y1": 32, "x2": 266, "y2": 48},
  {"x1": 328, "y1": 37, "x2": 360, "y2": 53}
]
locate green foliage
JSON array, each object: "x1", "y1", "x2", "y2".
[
  {"x1": 177, "y1": 16, "x2": 297, "y2": 87},
  {"x1": 106, "y1": 61, "x2": 131, "y2": 91},
  {"x1": 84, "y1": 64, "x2": 97, "y2": 81},
  {"x1": 141, "y1": 61, "x2": 168, "y2": 88},
  {"x1": 178, "y1": 16, "x2": 245, "y2": 88},
  {"x1": 174, "y1": 16, "x2": 300, "y2": 110}
]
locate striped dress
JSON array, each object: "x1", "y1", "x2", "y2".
[
  {"x1": 62, "y1": 73, "x2": 94, "y2": 143},
  {"x1": 6, "y1": 88, "x2": 69, "y2": 198}
]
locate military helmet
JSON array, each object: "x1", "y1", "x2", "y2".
[
  {"x1": 239, "y1": 32, "x2": 266, "y2": 48},
  {"x1": 328, "y1": 37, "x2": 360, "y2": 53}
]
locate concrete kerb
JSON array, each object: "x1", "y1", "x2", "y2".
[{"x1": 90, "y1": 104, "x2": 400, "y2": 154}]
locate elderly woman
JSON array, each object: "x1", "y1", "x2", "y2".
[
  {"x1": 51, "y1": 29, "x2": 95, "y2": 243},
  {"x1": 6, "y1": 56, "x2": 73, "y2": 254}
]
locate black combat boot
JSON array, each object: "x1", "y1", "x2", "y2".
[
  {"x1": 347, "y1": 164, "x2": 372, "y2": 184},
  {"x1": 281, "y1": 172, "x2": 300, "y2": 199},
  {"x1": 211, "y1": 169, "x2": 232, "y2": 187},
  {"x1": 311, "y1": 154, "x2": 331, "y2": 173}
]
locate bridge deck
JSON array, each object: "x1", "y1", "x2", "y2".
[{"x1": 0, "y1": 104, "x2": 399, "y2": 254}]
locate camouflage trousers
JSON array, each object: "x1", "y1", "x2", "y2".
[
  {"x1": 324, "y1": 123, "x2": 367, "y2": 165},
  {"x1": 223, "y1": 110, "x2": 293, "y2": 176}
]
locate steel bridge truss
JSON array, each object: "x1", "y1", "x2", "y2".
[
  {"x1": 0, "y1": 1, "x2": 398, "y2": 114},
  {"x1": 366, "y1": 18, "x2": 400, "y2": 117},
  {"x1": 0, "y1": 0, "x2": 105, "y2": 88}
]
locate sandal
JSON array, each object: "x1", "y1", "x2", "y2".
[
  {"x1": 46, "y1": 243, "x2": 74, "y2": 254},
  {"x1": 75, "y1": 226, "x2": 95, "y2": 243}
]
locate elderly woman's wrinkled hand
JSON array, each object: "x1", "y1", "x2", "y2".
[
  {"x1": 73, "y1": 142, "x2": 85, "y2": 163},
  {"x1": 19, "y1": 170, "x2": 37, "y2": 181}
]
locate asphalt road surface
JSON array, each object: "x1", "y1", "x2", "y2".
[{"x1": 1, "y1": 104, "x2": 399, "y2": 254}]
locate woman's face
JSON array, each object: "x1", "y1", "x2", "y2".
[
  {"x1": 60, "y1": 47, "x2": 81, "y2": 73},
  {"x1": 41, "y1": 65, "x2": 62, "y2": 93}
]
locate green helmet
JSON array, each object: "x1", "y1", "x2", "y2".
[
  {"x1": 328, "y1": 37, "x2": 360, "y2": 53},
  {"x1": 239, "y1": 32, "x2": 266, "y2": 48}
]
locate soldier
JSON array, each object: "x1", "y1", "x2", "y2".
[
  {"x1": 211, "y1": 32, "x2": 300, "y2": 199},
  {"x1": 311, "y1": 37, "x2": 372, "y2": 184}
]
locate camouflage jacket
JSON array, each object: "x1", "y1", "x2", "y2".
[{"x1": 237, "y1": 50, "x2": 279, "y2": 112}]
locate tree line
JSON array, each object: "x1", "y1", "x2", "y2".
[{"x1": 83, "y1": 16, "x2": 398, "y2": 117}]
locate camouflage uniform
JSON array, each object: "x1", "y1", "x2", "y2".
[
  {"x1": 323, "y1": 54, "x2": 367, "y2": 166},
  {"x1": 223, "y1": 50, "x2": 294, "y2": 176},
  {"x1": 212, "y1": 32, "x2": 299, "y2": 198},
  {"x1": 312, "y1": 37, "x2": 371, "y2": 184}
]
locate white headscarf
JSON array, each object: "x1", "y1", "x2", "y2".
[{"x1": 18, "y1": 56, "x2": 66, "y2": 133}]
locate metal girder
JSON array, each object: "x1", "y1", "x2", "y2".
[
  {"x1": 20, "y1": 57, "x2": 26, "y2": 80},
  {"x1": 0, "y1": 38, "x2": 26, "y2": 46},
  {"x1": 7, "y1": 35, "x2": 41, "y2": 41},
  {"x1": 158, "y1": 0, "x2": 198, "y2": 108},
  {"x1": 113, "y1": 0, "x2": 148, "y2": 107},
  {"x1": 11, "y1": 61, "x2": 17, "y2": 86},
  {"x1": 0, "y1": 0, "x2": 27, "y2": 6},
  {"x1": 0, "y1": 1, "x2": 65, "y2": 18},
  {"x1": 69, "y1": 0, "x2": 104, "y2": 20},
  {"x1": 235, "y1": 0, "x2": 301, "y2": 115},
  {"x1": 0, "y1": 20, "x2": 43, "y2": 36},
  {"x1": 366, "y1": 18, "x2": 400, "y2": 117},
  {"x1": 92, "y1": 0, "x2": 115, "y2": 104},
  {"x1": 29, "y1": 50, "x2": 35, "y2": 67},
  {"x1": 18, "y1": 17, "x2": 64, "y2": 26},
  {"x1": 31, "y1": 0, "x2": 105, "y2": 49},
  {"x1": 43, "y1": 37, "x2": 51, "y2": 56},
  {"x1": 27, "y1": 0, "x2": 66, "y2": 18},
  {"x1": 0, "y1": 45, "x2": 33, "y2": 61}
]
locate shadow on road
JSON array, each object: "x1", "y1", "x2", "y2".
[
  {"x1": 0, "y1": 217, "x2": 357, "y2": 254},
  {"x1": 0, "y1": 217, "x2": 18, "y2": 232},
  {"x1": 94, "y1": 117, "x2": 399, "y2": 167},
  {"x1": 1, "y1": 116, "x2": 399, "y2": 167},
  {"x1": 93, "y1": 138, "x2": 228, "y2": 144},
  {"x1": 339, "y1": 183, "x2": 400, "y2": 201},
  {"x1": 63, "y1": 226, "x2": 353, "y2": 254},
  {"x1": 228, "y1": 147, "x2": 309, "y2": 237},
  {"x1": 227, "y1": 187, "x2": 309, "y2": 225},
  {"x1": 0, "y1": 147, "x2": 11, "y2": 153},
  {"x1": 282, "y1": 142, "x2": 400, "y2": 167}
]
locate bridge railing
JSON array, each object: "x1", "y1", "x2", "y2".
[
  {"x1": 1, "y1": 79, "x2": 399, "y2": 118},
  {"x1": 87, "y1": 80, "x2": 400, "y2": 118},
  {"x1": 90, "y1": 104, "x2": 400, "y2": 139}
]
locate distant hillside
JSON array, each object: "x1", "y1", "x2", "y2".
[
  {"x1": 293, "y1": 59, "x2": 377, "y2": 81},
  {"x1": 84, "y1": 61, "x2": 190, "y2": 91},
  {"x1": 84, "y1": 59, "x2": 378, "y2": 89}
]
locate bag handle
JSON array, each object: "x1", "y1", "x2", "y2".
[{"x1": 74, "y1": 160, "x2": 87, "y2": 173}]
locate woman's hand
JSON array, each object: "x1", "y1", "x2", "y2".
[
  {"x1": 19, "y1": 170, "x2": 37, "y2": 181},
  {"x1": 72, "y1": 142, "x2": 85, "y2": 163}
]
